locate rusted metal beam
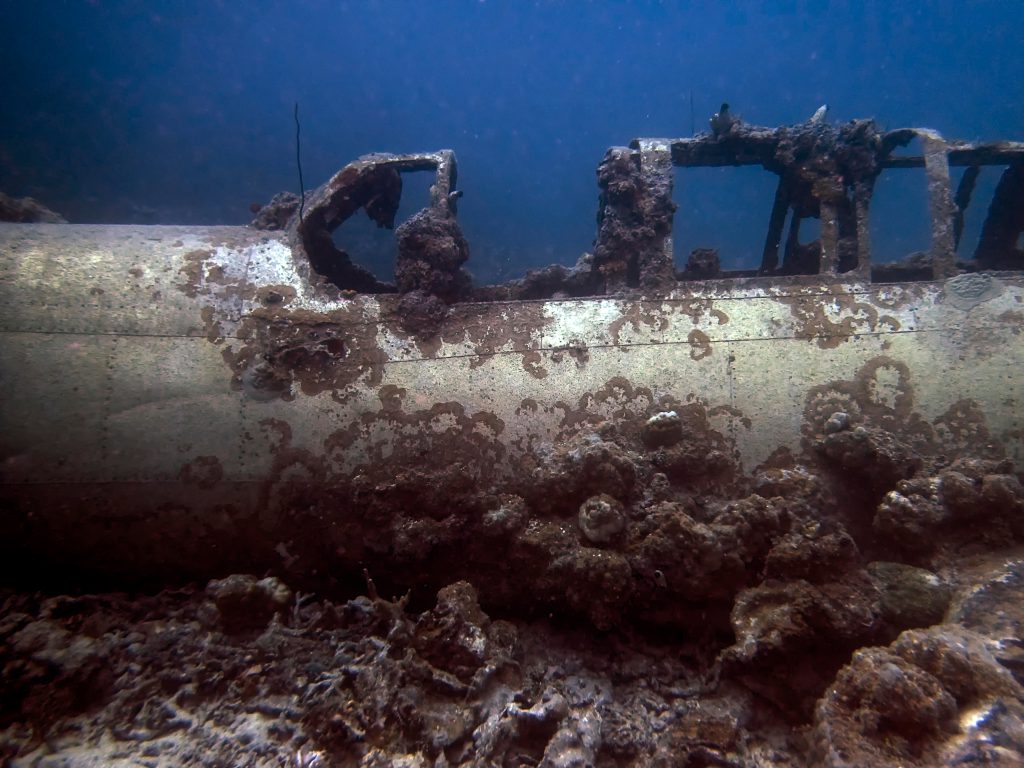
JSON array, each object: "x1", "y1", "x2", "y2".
[
  {"x1": 880, "y1": 142, "x2": 1024, "y2": 169},
  {"x1": 917, "y1": 130, "x2": 958, "y2": 279},
  {"x1": 953, "y1": 165, "x2": 981, "y2": 250},
  {"x1": 635, "y1": 139, "x2": 676, "y2": 289},
  {"x1": 819, "y1": 201, "x2": 841, "y2": 274},
  {"x1": 760, "y1": 180, "x2": 790, "y2": 274},
  {"x1": 851, "y1": 179, "x2": 874, "y2": 280}
]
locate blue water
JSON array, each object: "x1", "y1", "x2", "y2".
[{"x1": 2, "y1": 1, "x2": 1022, "y2": 282}]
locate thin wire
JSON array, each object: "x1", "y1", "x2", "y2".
[{"x1": 294, "y1": 102, "x2": 306, "y2": 220}]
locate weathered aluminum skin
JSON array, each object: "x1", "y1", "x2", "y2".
[{"x1": 0, "y1": 224, "x2": 1021, "y2": 573}]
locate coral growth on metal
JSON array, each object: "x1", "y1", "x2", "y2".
[{"x1": 257, "y1": 119, "x2": 1024, "y2": 299}]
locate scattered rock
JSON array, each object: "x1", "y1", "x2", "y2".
[
  {"x1": 867, "y1": 561, "x2": 951, "y2": 634},
  {"x1": 752, "y1": 463, "x2": 835, "y2": 519},
  {"x1": 874, "y1": 458, "x2": 1024, "y2": 557},
  {"x1": 947, "y1": 555, "x2": 1024, "y2": 687},
  {"x1": 721, "y1": 571, "x2": 881, "y2": 717},
  {"x1": 206, "y1": 574, "x2": 292, "y2": 633},
  {"x1": 764, "y1": 525, "x2": 861, "y2": 583},
  {"x1": 525, "y1": 433, "x2": 639, "y2": 515},
  {"x1": 481, "y1": 494, "x2": 530, "y2": 536},
  {"x1": 627, "y1": 494, "x2": 791, "y2": 612},
  {"x1": 414, "y1": 581, "x2": 515, "y2": 685},
  {"x1": 874, "y1": 476, "x2": 950, "y2": 554},
  {"x1": 818, "y1": 424, "x2": 923, "y2": 494},
  {"x1": 0, "y1": 413, "x2": 1021, "y2": 766},
  {"x1": 651, "y1": 440, "x2": 734, "y2": 486},
  {"x1": 2, "y1": 616, "x2": 112, "y2": 732}
]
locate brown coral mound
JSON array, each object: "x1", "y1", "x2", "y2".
[
  {"x1": 815, "y1": 626, "x2": 1024, "y2": 767},
  {"x1": 875, "y1": 457, "x2": 1024, "y2": 559},
  {"x1": 395, "y1": 208, "x2": 472, "y2": 303}
]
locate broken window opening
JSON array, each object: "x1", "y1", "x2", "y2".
[
  {"x1": 972, "y1": 163, "x2": 1024, "y2": 270},
  {"x1": 632, "y1": 121, "x2": 881, "y2": 284},
  {"x1": 952, "y1": 165, "x2": 982, "y2": 256},
  {"x1": 651, "y1": 123, "x2": 1019, "y2": 287},
  {"x1": 330, "y1": 170, "x2": 436, "y2": 285},
  {"x1": 873, "y1": 129, "x2": 1024, "y2": 277},
  {"x1": 773, "y1": 205, "x2": 838, "y2": 278},
  {"x1": 794, "y1": 215, "x2": 822, "y2": 249},
  {"x1": 293, "y1": 150, "x2": 468, "y2": 301},
  {"x1": 948, "y1": 164, "x2": 1015, "y2": 264},
  {"x1": 869, "y1": 137, "x2": 933, "y2": 272},
  {"x1": 673, "y1": 165, "x2": 776, "y2": 279}
]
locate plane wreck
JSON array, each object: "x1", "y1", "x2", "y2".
[
  {"x1": 1, "y1": 117, "x2": 1022, "y2": 584},
  {"x1": 2, "y1": 114, "x2": 1024, "y2": 766}
]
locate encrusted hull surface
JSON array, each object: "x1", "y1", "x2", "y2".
[{"x1": 1, "y1": 223, "x2": 1022, "y2": 577}]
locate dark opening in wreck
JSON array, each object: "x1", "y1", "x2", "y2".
[{"x1": 257, "y1": 117, "x2": 1024, "y2": 300}]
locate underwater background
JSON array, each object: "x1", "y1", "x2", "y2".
[{"x1": 2, "y1": 0, "x2": 1022, "y2": 282}]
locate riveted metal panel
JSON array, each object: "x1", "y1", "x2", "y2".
[
  {"x1": 103, "y1": 335, "x2": 245, "y2": 483},
  {"x1": 0, "y1": 332, "x2": 114, "y2": 483}
]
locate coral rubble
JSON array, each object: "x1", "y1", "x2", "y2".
[{"x1": 3, "y1": 405, "x2": 1023, "y2": 766}]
